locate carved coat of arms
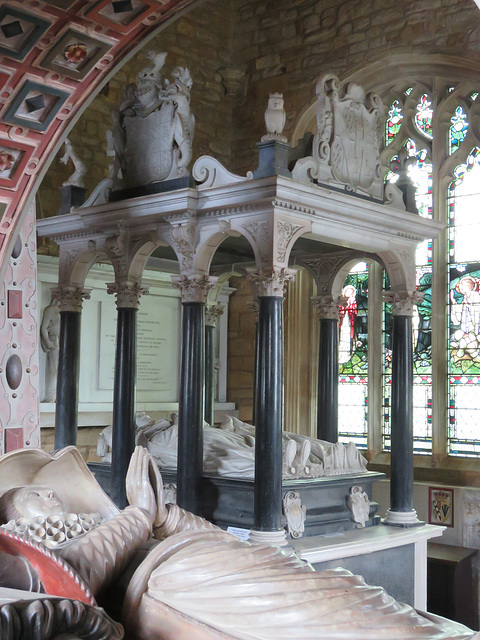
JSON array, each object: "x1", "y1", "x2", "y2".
[
  {"x1": 109, "y1": 51, "x2": 195, "y2": 190},
  {"x1": 293, "y1": 74, "x2": 385, "y2": 200}
]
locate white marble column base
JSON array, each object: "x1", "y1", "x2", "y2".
[
  {"x1": 384, "y1": 508, "x2": 421, "y2": 527},
  {"x1": 248, "y1": 529, "x2": 288, "y2": 546}
]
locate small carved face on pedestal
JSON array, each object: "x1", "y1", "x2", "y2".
[{"x1": 0, "y1": 485, "x2": 66, "y2": 522}]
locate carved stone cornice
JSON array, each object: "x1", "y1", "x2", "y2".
[
  {"x1": 172, "y1": 275, "x2": 218, "y2": 303},
  {"x1": 247, "y1": 267, "x2": 296, "y2": 298},
  {"x1": 311, "y1": 295, "x2": 342, "y2": 320},
  {"x1": 205, "y1": 304, "x2": 224, "y2": 327},
  {"x1": 106, "y1": 282, "x2": 148, "y2": 309},
  {"x1": 383, "y1": 290, "x2": 423, "y2": 316},
  {"x1": 52, "y1": 286, "x2": 91, "y2": 313}
]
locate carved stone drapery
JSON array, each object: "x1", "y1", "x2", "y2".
[
  {"x1": 172, "y1": 275, "x2": 217, "y2": 303},
  {"x1": 205, "y1": 304, "x2": 224, "y2": 327},
  {"x1": 311, "y1": 295, "x2": 342, "y2": 320},
  {"x1": 52, "y1": 287, "x2": 91, "y2": 313},
  {"x1": 383, "y1": 291, "x2": 423, "y2": 316},
  {"x1": 247, "y1": 267, "x2": 296, "y2": 298},
  {"x1": 106, "y1": 282, "x2": 148, "y2": 309}
]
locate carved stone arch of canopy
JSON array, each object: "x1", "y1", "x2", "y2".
[
  {"x1": 298, "y1": 251, "x2": 366, "y2": 297},
  {"x1": 193, "y1": 219, "x2": 245, "y2": 275},
  {"x1": 232, "y1": 215, "x2": 311, "y2": 270},
  {"x1": 57, "y1": 240, "x2": 109, "y2": 289},
  {"x1": 330, "y1": 254, "x2": 385, "y2": 299}
]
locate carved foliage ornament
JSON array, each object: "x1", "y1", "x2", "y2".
[
  {"x1": 205, "y1": 304, "x2": 224, "y2": 327},
  {"x1": 243, "y1": 221, "x2": 269, "y2": 264},
  {"x1": 247, "y1": 267, "x2": 296, "y2": 298},
  {"x1": 172, "y1": 275, "x2": 217, "y2": 303},
  {"x1": 104, "y1": 230, "x2": 128, "y2": 281},
  {"x1": 169, "y1": 214, "x2": 196, "y2": 271},
  {"x1": 107, "y1": 282, "x2": 148, "y2": 309},
  {"x1": 283, "y1": 491, "x2": 306, "y2": 539},
  {"x1": 52, "y1": 287, "x2": 91, "y2": 313},
  {"x1": 276, "y1": 220, "x2": 303, "y2": 263},
  {"x1": 311, "y1": 295, "x2": 342, "y2": 320},
  {"x1": 383, "y1": 290, "x2": 423, "y2": 316}
]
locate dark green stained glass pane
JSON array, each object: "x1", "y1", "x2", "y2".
[{"x1": 386, "y1": 100, "x2": 403, "y2": 145}]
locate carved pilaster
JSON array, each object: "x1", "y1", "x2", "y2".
[
  {"x1": 107, "y1": 282, "x2": 148, "y2": 309},
  {"x1": 104, "y1": 228, "x2": 128, "y2": 281},
  {"x1": 311, "y1": 295, "x2": 342, "y2": 320},
  {"x1": 246, "y1": 300, "x2": 259, "y2": 321},
  {"x1": 383, "y1": 291, "x2": 423, "y2": 316},
  {"x1": 168, "y1": 214, "x2": 197, "y2": 272},
  {"x1": 172, "y1": 275, "x2": 217, "y2": 303},
  {"x1": 205, "y1": 304, "x2": 224, "y2": 327},
  {"x1": 52, "y1": 287, "x2": 91, "y2": 313},
  {"x1": 247, "y1": 267, "x2": 296, "y2": 297}
]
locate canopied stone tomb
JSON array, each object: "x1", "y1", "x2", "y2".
[{"x1": 37, "y1": 59, "x2": 443, "y2": 552}]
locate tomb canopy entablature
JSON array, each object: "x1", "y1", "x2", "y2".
[{"x1": 37, "y1": 173, "x2": 444, "y2": 293}]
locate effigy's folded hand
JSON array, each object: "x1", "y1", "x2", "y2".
[{"x1": 126, "y1": 446, "x2": 167, "y2": 528}]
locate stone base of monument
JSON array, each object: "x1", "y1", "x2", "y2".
[{"x1": 89, "y1": 463, "x2": 385, "y2": 538}]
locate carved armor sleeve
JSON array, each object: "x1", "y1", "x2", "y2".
[
  {"x1": 57, "y1": 506, "x2": 151, "y2": 596},
  {"x1": 153, "y1": 503, "x2": 219, "y2": 540}
]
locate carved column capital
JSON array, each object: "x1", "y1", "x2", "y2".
[
  {"x1": 205, "y1": 304, "x2": 224, "y2": 327},
  {"x1": 52, "y1": 286, "x2": 91, "y2": 312},
  {"x1": 106, "y1": 281, "x2": 148, "y2": 309},
  {"x1": 311, "y1": 295, "x2": 342, "y2": 320},
  {"x1": 383, "y1": 290, "x2": 423, "y2": 316},
  {"x1": 246, "y1": 267, "x2": 296, "y2": 298},
  {"x1": 172, "y1": 275, "x2": 218, "y2": 303}
]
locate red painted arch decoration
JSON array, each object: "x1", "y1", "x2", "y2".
[{"x1": 0, "y1": 0, "x2": 198, "y2": 275}]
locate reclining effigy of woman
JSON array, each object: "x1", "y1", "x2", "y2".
[{"x1": 0, "y1": 446, "x2": 477, "y2": 640}]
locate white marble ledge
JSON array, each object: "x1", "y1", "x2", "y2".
[{"x1": 294, "y1": 523, "x2": 445, "y2": 564}]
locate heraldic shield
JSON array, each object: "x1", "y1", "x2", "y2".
[
  {"x1": 330, "y1": 84, "x2": 382, "y2": 193},
  {"x1": 123, "y1": 101, "x2": 177, "y2": 187}
]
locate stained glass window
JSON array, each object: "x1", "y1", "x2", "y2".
[
  {"x1": 448, "y1": 146, "x2": 480, "y2": 455},
  {"x1": 449, "y1": 106, "x2": 468, "y2": 155},
  {"x1": 386, "y1": 100, "x2": 403, "y2": 145},
  {"x1": 415, "y1": 93, "x2": 433, "y2": 139},
  {"x1": 338, "y1": 263, "x2": 369, "y2": 448}
]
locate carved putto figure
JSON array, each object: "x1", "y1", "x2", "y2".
[
  {"x1": 0, "y1": 446, "x2": 476, "y2": 640},
  {"x1": 293, "y1": 74, "x2": 385, "y2": 199},
  {"x1": 110, "y1": 51, "x2": 195, "y2": 189}
]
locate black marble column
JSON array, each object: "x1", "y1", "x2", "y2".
[
  {"x1": 204, "y1": 305, "x2": 223, "y2": 427},
  {"x1": 54, "y1": 288, "x2": 89, "y2": 450},
  {"x1": 55, "y1": 311, "x2": 81, "y2": 449},
  {"x1": 317, "y1": 317, "x2": 339, "y2": 442},
  {"x1": 247, "y1": 301, "x2": 260, "y2": 423},
  {"x1": 111, "y1": 307, "x2": 137, "y2": 508},
  {"x1": 390, "y1": 314, "x2": 414, "y2": 512},
  {"x1": 384, "y1": 292, "x2": 420, "y2": 527},
  {"x1": 204, "y1": 323, "x2": 215, "y2": 427},
  {"x1": 254, "y1": 295, "x2": 284, "y2": 533},
  {"x1": 108, "y1": 282, "x2": 146, "y2": 509},
  {"x1": 178, "y1": 301, "x2": 205, "y2": 514}
]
